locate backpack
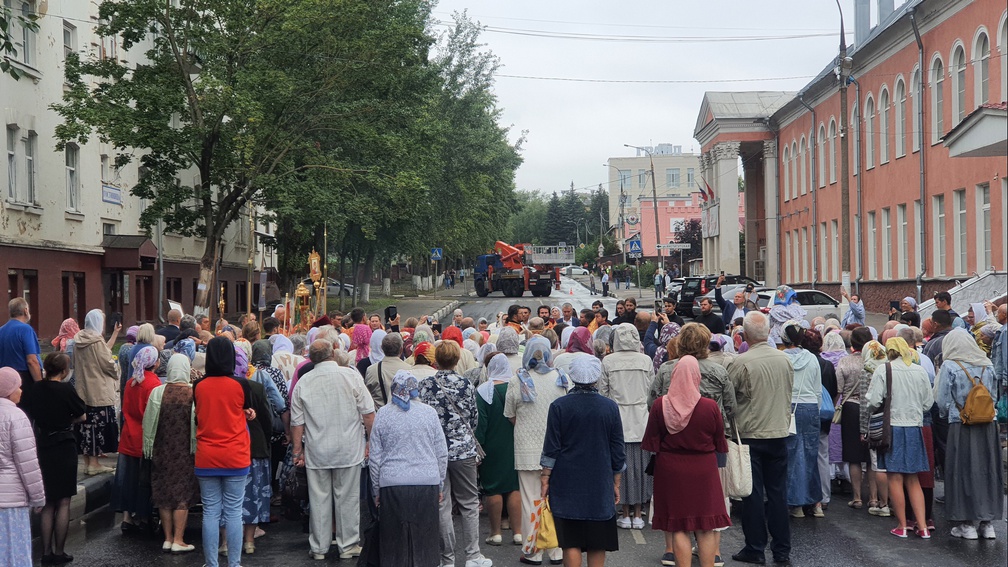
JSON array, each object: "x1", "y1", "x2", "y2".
[{"x1": 953, "y1": 361, "x2": 996, "y2": 425}]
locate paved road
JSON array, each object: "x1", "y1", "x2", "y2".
[{"x1": 56, "y1": 484, "x2": 1006, "y2": 566}]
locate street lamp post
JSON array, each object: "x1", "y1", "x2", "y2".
[
  {"x1": 837, "y1": 0, "x2": 853, "y2": 291},
  {"x1": 624, "y1": 144, "x2": 662, "y2": 268},
  {"x1": 604, "y1": 163, "x2": 628, "y2": 264}
]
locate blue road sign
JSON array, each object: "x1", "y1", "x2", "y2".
[
  {"x1": 628, "y1": 239, "x2": 642, "y2": 253},
  {"x1": 431, "y1": 248, "x2": 443, "y2": 261}
]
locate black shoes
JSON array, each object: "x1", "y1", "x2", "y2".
[
  {"x1": 732, "y1": 551, "x2": 767, "y2": 565},
  {"x1": 41, "y1": 553, "x2": 73, "y2": 564}
]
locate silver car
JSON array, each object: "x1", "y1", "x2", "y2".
[{"x1": 755, "y1": 289, "x2": 841, "y2": 320}]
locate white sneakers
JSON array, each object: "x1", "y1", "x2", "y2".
[
  {"x1": 631, "y1": 517, "x2": 645, "y2": 529},
  {"x1": 978, "y1": 522, "x2": 996, "y2": 539},
  {"x1": 951, "y1": 524, "x2": 978, "y2": 540},
  {"x1": 339, "y1": 545, "x2": 363, "y2": 559},
  {"x1": 616, "y1": 516, "x2": 632, "y2": 529},
  {"x1": 464, "y1": 556, "x2": 493, "y2": 567}
]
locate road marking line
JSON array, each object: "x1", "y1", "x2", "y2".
[{"x1": 632, "y1": 529, "x2": 646, "y2": 545}]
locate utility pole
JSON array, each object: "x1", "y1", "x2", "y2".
[
  {"x1": 625, "y1": 145, "x2": 663, "y2": 269},
  {"x1": 619, "y1": 184, "x2": 627, "y2": 265},
  {"x1": 837, "y1": 0, "x2": 853, "y2": 290}
]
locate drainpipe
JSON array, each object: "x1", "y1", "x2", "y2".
[
  {"x1": 849, "y1": 76, "x2": 864, "y2": 296},
  {"x1": 798, "y1": 93, "x2": 818, "y2": 290},
  {"x1": 910, "y1": 7, "x2": 927, "y2": 304}
]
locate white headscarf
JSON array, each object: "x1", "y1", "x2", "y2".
[
  {"x1": 369, "y1": 330, "x2": 387, "y2": 365},
  {"x1": 166, "y1": 353, "x2": 192, "y2": 385},
  {"x1": 477, "y1": 353, "x2": 514, "y2": 405},
  {"x1": 84, "y1": 309, "x2": 105, "y2": 334},
  {"x1": 942, "y1": 328, "x2": 993, "y2": 368},
  {"x1": 560, "y1": 326, "x2": 575, "y2": 350},
  {"x1": 476, "y1": 342, "x2": 497, "y2": 368}
]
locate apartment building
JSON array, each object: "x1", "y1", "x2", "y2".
[{"x1": 2, "y1": 1, "x2": 270, "y2": 340}]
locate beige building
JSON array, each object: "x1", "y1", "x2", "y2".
[{"x1": 2, "y1": 1, "x2": 270, "y2": 340}]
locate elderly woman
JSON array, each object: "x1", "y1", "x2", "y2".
[
  {"x1": 650, "y1": 323, "x2": 682, "y2": 375},
  {"x1": 250, "y1": 340, "x2": 290, "y2": 482},
  {"x1": 241, "y1": 347, "x2": 275, "y2": 555},
  {"x1": 0, "y1": 367, "x2": 44, "y2": 567},
  {"x1": 358, "y1": 329, "x2": 386, "y2": 378},
  {"x1": 644, "y1": 355, "x2": 730, "y2": 567},
  {"x1": 836, "y1": 328, "x2": 877, "y2": 510},
  {"x1": 936, "y1": 329, "x2": 1003, "y2": 540},
  {"x1": 142, "y1": 354, "x2": 199, "y2": 553},
  {"x1": 866, "y1": 338, "x2": 934, "y2": 539},
  {"x1": 541, "y1": 354, "x2": 625, "y2": 567},
  {"x1": 504, "y1": 341, "x2": 568, "y2": 565},
  {"x1": 112, "y1": 345, "x2": 162, "y2": 533},
  {"x1": 369, "y1": 370, "x2": 449, "y2": 566},
  {"x1": 24, "y1": 353, "x2": 85, "y2": 565},
  {"x1": 780, "y1": 323, "x2": 823, "y2": 518},
  {"x1": 554, "y1": 327, "x2": 593, "y2": 373},
  {"x1": 73, "y1": 309, "x2": 122, "y2": 475},
  {"x1": 418, "y1": 341, "x2": 491, "y2": 567},
  {"x1": 600, "y1": 324, "x2": 655, "y2": 530},
  {"x1": 768, "y1": 286, "x2": 808, "y2": 347},
  {"x1": 476, "y1": 352, "x2": 522, "y2": 547},
  {"x1": 410, "y1": 342, "x2": 438, "y2": 380},
  {"x1": 496, "y1": 327, "x2": 523, "y2": 372},
  {"x1": 708, "y1": 334, "x2": 737, "y2": 369}
]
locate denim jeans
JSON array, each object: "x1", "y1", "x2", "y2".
[
  {"x1": 739, "y1": 438, "x2": 791, "y2": 561},
  {"x1": 199, "y1": 475, "x2": 246, "y2": 567}
]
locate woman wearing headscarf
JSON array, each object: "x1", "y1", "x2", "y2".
[
  {"x1": 72, "y1": 309, "x2": 122, "y2": 475},
  {"x1": 240, "y1": 347, "x2": 274, "y2": 556},
  {"x1": 554, "y1": 327, "x2": 593, "y2": 374},
  {"x1": 504, "y1": 342, "x2": 569, "y2": 566},
  {"x1": 768, "y1": 286, "x2": 808, "y2": 346},
  {"x1": 270, "y1": 334, "x2": 303, "y2": 389},
  {"x1": 118, "y1": 324, "x2": 139, "y2": 385},
  {"x1": 250, "y1": 339, "x2": 290, "y2": 484},
  {"x1": 22, "y1": 353, "x2": 84, "y2": 565},
  {"x1": 53, "y1": 318, "x2": 80, "y2": 354},
  {"x1": 865, "y1": 337, "x2": 934, "y2": 539},
  {"x1": 859, "y1": 339, "x2": 892, "y2": 516},
  {"x1": 541, "y1": 354, "x2": 625, "y2": 566},
  {"x1": 780, "y1": 323, "x2": 823, "y2": 518},
  {"x1": 708, "y1": 334, "x2": 737, "y2": 370},
  {"x1": 411, "y1": 342, "x2": 438, "y2": 380},
  {"x1": 357, "y1": 328, "x2": 386, "y2": 378},
  {"x1": 142, "y1": 354, "x2": 199, "y2": 553},
  {"x1": 836, "y1": 328, "x2": 877, "y2": 510},
  {"x1": 600, "y1": 323, "x2": 655, "y2": 530},
  {"x1": 643, "y1": 355, "x2": 730, "y2": 567},
  {"x1": 651, "y1": 323, "x2": 682, "y2": 375},
  {"x1": 0, "y1": 366, "x2": 44, "y2": 567},
  {"x1": 935, "y1": 329, "x2": 1003, "y2": 540},
  {"x1": 463, "y1": 342, "x2": 498, "y2": 386},
  {"x1": 124, "y1": 324, "x2": 156, "y2": 402},
  {"x1": 495, "y1": 327, "x2": 523, "y2": 372},
  {"x1": 369, "y1": 370, "x2": 448, "y2": 567},
  {"x1": 351, "y1": 323, "x2": 372, "y2": 365},
  {"x1": 112, "y1": 345, "x2": 161, "y2": 534},
  {"x1": 476, "y1": 352, "x2": 522, "y2": 547},
  {"x1": 443, "y1": 326, "x2": 478, "y2": 374},
  {"x1": 800, "y1": 329, "x2": 839, "y2": 517},
  {"x1": 193, "y1": 336, "x2": 253, "y2": 567}
]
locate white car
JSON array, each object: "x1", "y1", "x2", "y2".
[
  {"x1": 755, "y1": 289, "x2": 842, "y2": 321},
  {"x1": 560, "y1": 265, "x2": 589, "y2": 276}
]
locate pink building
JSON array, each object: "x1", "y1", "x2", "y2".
[
  {"x1": 623, "y1": 193, "x2": 745, "y2": 262},
  {"x1": 693, "y1": 0, "x2": 1007, "y2": 311}
]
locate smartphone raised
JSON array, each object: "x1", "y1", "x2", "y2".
[
  {"x1": 654, "y1": 300, "x2": 663, "y2": 312},
  {"x1": 432, "y1": 322, "x2": 442, "y2": 333},
  {"x1": 384, "y1": 305, "x2": 397, "y2": 323},
  {"x1": 889, "y1": 300, "x2": 901, "y2": 312}
]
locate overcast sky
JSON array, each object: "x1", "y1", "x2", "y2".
[{"x1": 433, "y1": 0, "x2": 883, "y2": 195}]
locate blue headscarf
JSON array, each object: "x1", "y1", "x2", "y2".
[
  {"x1": 390, "y1": 370, "x2": 420, "y2": 411},
  {"x1": 774, "y1": 285, "x2": 798, "y2": 306},
  {"x1": 516, "y1": 336, "x2": 568, "y2": 402},
  {"x1": 173, "y1": 338, "x2": 196, "y2": 362}
]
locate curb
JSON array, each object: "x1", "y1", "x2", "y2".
[
  {"x1": 31, "y1": 469, "x2": 114, "y2": 534},
  {"x1": 431, "y1": 300, "x2": 461, "y2": 323}
]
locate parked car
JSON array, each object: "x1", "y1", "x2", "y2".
[
  {"x1": 560, "y1": 265, "x2": 590, "y2": 276},
  {"x1": 676, "y1": 274, "x2": 760, "y2": 317},
  {"x1": 299, "y1": 277, "x2": 356, "y2": 297},
  {"x1": 691, "y1": 285, "x2": 771, "y2": 318},
  {"x1": 665, "y1": 278, "x2": 685, "y2": 298},
  {"x1": 754, "y1": 288, "x2": 842, "y2": 321}
]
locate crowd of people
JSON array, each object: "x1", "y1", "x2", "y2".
[{"x1": 0, "y1": 283, "x2": 1004, "y2": 566}]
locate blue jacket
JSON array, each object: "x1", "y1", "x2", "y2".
[
  {"x1": 936, "y1": 360, "x2": 997, "y2": 424},
  {"x1": 541, "y1": 388, "x2": 625, "y2": 521}
]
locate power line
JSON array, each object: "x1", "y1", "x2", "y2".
[
  {"x1": 432, "y1": 21, "x2": 842, "y2": 43},
  {"x1": 496, "y1": 74, "x2": 815, "y2": 84}
]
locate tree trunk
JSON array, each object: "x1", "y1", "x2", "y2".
[
  {"x1": 360, "y1": 246, "x2": 376, "y2": 304},
  {"x1": 349, "y1": 243, "x2": 361, "y2": 308},
  {"x1": 194, "y1": 237, "x2": 220, "y2": 317},
  {"x1": 337, "y1": 236, "x2": 348, "y2": 312}
]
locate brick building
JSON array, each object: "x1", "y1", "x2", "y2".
[{"x1": 693, "y1": 0, "x2": 1007, "y2": 311}]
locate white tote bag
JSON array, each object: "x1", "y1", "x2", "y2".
[{"x1": 723, "y1": 419, "x2": 752, "y2": 499}]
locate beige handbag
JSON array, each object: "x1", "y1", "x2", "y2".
[{"x1": 723, "y1": 419, "x2": 752, "y2": 499}]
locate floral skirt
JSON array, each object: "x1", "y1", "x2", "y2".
[
  {"x1": 243, "y1": 458, "x2": 272, "y2": 525},
  {"x1": 0, "y1": 507, "x2": 31, "y2": 567},
  {"x1": 77, "y1": 405, "x2": 119, "y2": 456}
]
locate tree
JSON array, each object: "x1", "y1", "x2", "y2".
[
  {"x1": 506, "y1": 190, "x2": 548, "y2": 245},
  {"x1": 672, "y1": 219, "x2": 703, "y2": 264},
  {"x1": 53, "y1": 0, "x2": 445, "y2": 310},
  {"x1": 542, "y1": 192, "x2": 566, "y2": 246},
  {"x1": 0, "y1": 4, "x2": 37, "y2": 78}
]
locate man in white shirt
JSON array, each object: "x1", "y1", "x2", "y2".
[
  {"x1": 292, "y1": 340, "x2": 376, "y2": 561},
  {"x1": 561, "y1": 302, "x2": 579, "y2": 327}
]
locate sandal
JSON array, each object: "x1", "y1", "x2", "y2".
[
  {"x1": 848, "y1": 500, "x2": 863, "y2": 509},
  {"x1": 484, "y1": 534, "x2": 503, "y2": 546}
]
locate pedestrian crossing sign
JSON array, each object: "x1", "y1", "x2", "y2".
[
  {"x1": 628, "y1": 239, "x2": 642, "y2": 253},
  {"x1": 431, "y1": 248, "x2": 443, "y2": 261}
]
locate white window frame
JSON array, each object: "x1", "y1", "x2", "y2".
[
  {"x1": 802, "y1": 226, "x2": 810, "y2": 282},
  {"x1": 65, "y1": 144, "x2": 80, "y2": 212},
  {"x1": 895, "y1": 78, "x2": 906, "y2": 158},
  {"x1": 976, "y1": 183, "x2": 991, "y2": 271},
  {"x1": 7, "y1": 1, "x2": 36, "y2": 68},
  {"x1": 817, "y1": 124, "x2": 826, "y2": 188},
  {"x1": 791, "y1": 142, "x2": 798, "y2": 199},
  {"x1": 973, "y1": 30, "x2": 990, "y2": 106},
  {"x1": 931, "y1": 55, "x2": 945, "y2": 144},
  {"x1": 638, "y1": 169, "x2": 648, "y2": 190},
  {"x1": 911, "y1": 67, "x2": 921, "y2": 152},
  {"x1": 867, "y1": 211, "x2": 877, "y2": 280},
  {"x1": 882, "y1": 207, "x2": 892, "y2": 279},
  {"x1": 62, "y1": 20, "x2": 76, "y2": 61},
  {"x1": 879, "y1": 87, "x2": 890, "y2": 164},
  {"x1": 951, "y1": 43, "x2": 967, "y2": 125},
  {"x1": 898, "y1": 203, "x2": 908, "y2": 278},
  {"x1": 669, "y1": 168, "x2": 680, "y2": 189},
  {"x1": 914, "y1": 200, "x2": 923, "y2": 277},
  {"x1": 831, "y1": 220, "x2": 839, "y2": 281},
  {"x1": 934, "y1": 195, "x2": 946, "y2": 276},
  {"x1": 22, "y1": 130, "x2": 35, "y2": 205},
  {"x1": 820, "y1": 221, "x2": 827, "y2": 281},
  {"x1": 828, "y1": 119, "x2": 837, "y2": 184},
  {"x1": 799, "y1": 137, "x2": 807, "y2": 196},
  {"x1": 686, "y1": 167, "x2": 694, "y2": 188},
  {"x1": 954, "y1": 189, "x2": 967, "y2": 275},
  {"x1": 864, "y1": 95, "x2": 875, "y2": 169},
  {"x1": 782, "y1": 147, "x2": 790, "y2": 201},
  {"x1": 6, "y1": 126, "x2": 16, "y2": 201}
]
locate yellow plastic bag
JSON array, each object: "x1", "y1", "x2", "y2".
[{"x1": 536, "y1": 498, "x2": 558, "y2": 550}]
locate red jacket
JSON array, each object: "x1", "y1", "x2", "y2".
[{"x1": 119, "y1": 372, "x2": 160, "y2": 458}]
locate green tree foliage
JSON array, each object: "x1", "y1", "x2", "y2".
[
  {"x1": 542, "y1": 192, "x2": 567, "y2": 246},
  {"x1": 671, "y1": 219, "x2": 703, "y2": 264},
  {"x1": 506, "y1": 190, "x2": 548, "y2": 245},
  {"x1": 0, "y1": 4, "x2": 37, "y2": 79}
]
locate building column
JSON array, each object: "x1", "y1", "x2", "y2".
[
  {"x1": 713, "y1": 142, "x2": 741, "y2": 274},
  {"x1": 700, "y1": 153, "x2": 713, "y2": 273},
  {"x1": 762, "y1": 140, "x2": 779, "y2": 287}
]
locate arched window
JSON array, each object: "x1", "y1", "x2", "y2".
[
  {"x1": 931, "y1": 56, "x2": 944, "y2": 144},
  {"x1": 852, "y1": 103, "x2": 860, "y2": 173},
  {"x1": 828, "y1": 119, "x2": 837, "y2": 183},
  {"x1": 782, "y1": 146, "x2": 790, "y2": 200},
  {"x1": 790, "y1": 141, "x2": 797, "y2": 200},
  {"x1": 818, "y1": 124, "x2": 826, "y2": 187},
  {"x1": 799, "y1": 137, "x2": 807, "y2": 195},
  {"x1": 911, "y1": 68, "x2": 921, "y2": 151},
  {"x1": 974, "y1": 32, "x2": 990, "y2": 105},
  {"x1": 879, "y1": 88, "x2": 889, "y2": 163},
  {"x1": 895, "y1": 78, "x2": 906, "y2": 157},
  {"x1": 1000, "y1": 16, "x2": 1007, "y2": 102},
  {"x1": 808, "y1": 129, "x2": 814, "y2": 192},
  {"x1": 864, "y1": 95, "x2": 875, "y2": 169},
  {"x1": 952, "y1": 45, "x2": 966, "y2": 124}
]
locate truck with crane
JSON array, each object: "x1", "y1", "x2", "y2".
[{"x1": 473, "y1": 242, "x2": 575, "y2": 298}]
